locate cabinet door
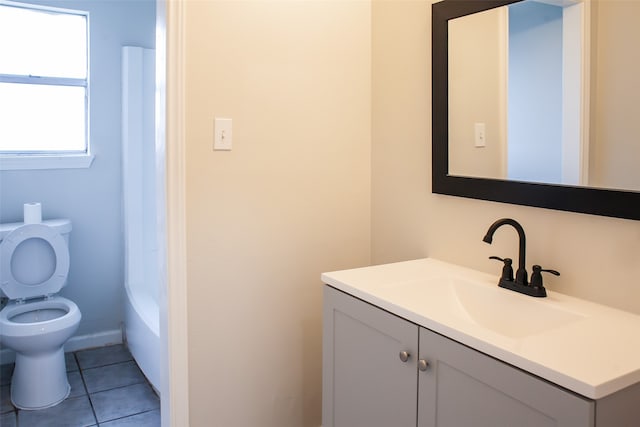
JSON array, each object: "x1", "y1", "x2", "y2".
[
  {"x1": 418, "y1": 328, "x2": 594, "y2": 427},
  {"x1": 323, "y1": 285, "x2": 419, "y2": 427}
]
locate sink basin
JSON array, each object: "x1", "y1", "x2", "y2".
[
  {"x1": 450, "y1": 278, "x2": 586, "y2": 338},
  {"x1": 381, "y1": 276, "x2": 587, "y2": 339}
]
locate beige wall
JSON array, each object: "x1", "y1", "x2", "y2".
[
  {"x1": 372, "y1": 0, "x2": 640, "y2": 315},
  {"x1": 184, "y1": 1, "x2": 371, "y2": 425},
  {"x1": 182, "y1": 0, "x2": 640, "y2": 424}
]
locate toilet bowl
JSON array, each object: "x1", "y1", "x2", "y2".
[
  {"x1": 0, "y1": 208, "x2": 82, "y2": 410},
  {"x1": 0, "y1": 297, "x2": 81, "y2": 409}
]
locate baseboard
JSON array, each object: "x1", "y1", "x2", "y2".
[
  {"x1": 64, "y1": 328, "x2": 123, "y2": 352},
  {"x1": 0, "y1": 329, "x2": 123, "y2": 365}
]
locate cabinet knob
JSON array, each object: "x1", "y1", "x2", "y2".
[
  {"x1": 418, "y1": 359, "x2": 429, "y2": 371},
  {"x1": 399, "y1": 351, "x2": 410, "y2": 362}
]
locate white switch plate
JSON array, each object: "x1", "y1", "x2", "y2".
[
  {"x1": 214, "y1": 118, "x2": 232, "y2": 150},
  {"x1": 474, "y1": 122, "x2": 486, "y2": 148}
]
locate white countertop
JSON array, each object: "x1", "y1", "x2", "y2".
[{"x1": 321, "y1": 258, "x2": 640, "y2": 400}]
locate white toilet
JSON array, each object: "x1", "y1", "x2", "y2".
[{"x1": 0, "y1": 203, "x2": 81, "y2": 410}]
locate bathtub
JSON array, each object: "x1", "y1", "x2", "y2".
[
  {"x1": 122, "y1": 45, "x2": 161, "y2": 392},
  {"x1": 125, "y1": 279, "x2": 160, "y2": 391}
]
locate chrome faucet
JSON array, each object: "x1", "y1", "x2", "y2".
[{"x1": 483, "y1": 218, "x2": 558, "y2": 298}]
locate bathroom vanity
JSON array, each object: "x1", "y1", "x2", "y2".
[{"x1": 321, "y1": 259, "x2": 640, "y2": 426}]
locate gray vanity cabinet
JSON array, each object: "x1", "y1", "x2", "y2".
[
  {"x1": 418, "y1": 327, "x2": 593, "y2": 427},
  {"x1": 322, "y1": 285, "x2": 418, "y2": 427},
  {"x1": 323, "y1": 285, "x2": 596, "y2": 427}
]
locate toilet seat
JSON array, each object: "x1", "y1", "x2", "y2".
[
  {"x1": 0, "y1": 224, "x2": 70, "y2": 300},
  {"x1": 0, "y1": 296, "x2": 80, "y2": 337}
]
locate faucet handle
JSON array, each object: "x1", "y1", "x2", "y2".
[
  {"x1": 530, "y1": 265, "x2": 560, "y2": 289},
  {"x1": 489, "y1": 256, "x2": 514, "y2": 282}
]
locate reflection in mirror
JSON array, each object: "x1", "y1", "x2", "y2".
[
  {"x1": 448, "y1": 6, "x2": 508, "y2": 182},
  {"x1": 590, "y1": 0, "x2": 640, "y2": 192},
  {"x1": 447, "y1": 0, "x2": 640, "y2": 192}
]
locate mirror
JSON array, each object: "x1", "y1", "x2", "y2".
[{"x1": 432, "y1": 0, "x2": 640, "y2": 220}]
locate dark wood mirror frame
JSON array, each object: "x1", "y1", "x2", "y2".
[{"x1": 432, "y1": 0, "x2": 640, "y2": 220}]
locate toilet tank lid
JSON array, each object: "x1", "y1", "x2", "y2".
[{"x1": 0, "y1": 218, "x2": 72, "y2": 240}]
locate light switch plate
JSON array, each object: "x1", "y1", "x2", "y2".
[
  {"x1": 474, "y1": 122, "x2": 486, "y2": 148},
  {"x1": 214, "y1": 118, "x2": 232, "y2": 150}
]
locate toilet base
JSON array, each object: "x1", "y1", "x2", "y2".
[{"x1": 11, "y1": 347, "x2": 71, "y2": 410}]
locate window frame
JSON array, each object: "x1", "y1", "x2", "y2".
[{"x1": 0, "y1": 0, "x2": 93, "y2": 170}]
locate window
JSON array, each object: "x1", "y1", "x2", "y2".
[{"x1": 0, "y1": 1, "x2": 92, "y2": 169}]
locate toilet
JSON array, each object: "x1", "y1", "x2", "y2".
[{"x1": 0, "y1": 203, "x2": 81, "y2": 410}]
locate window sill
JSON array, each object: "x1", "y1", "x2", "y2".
[{"x1": 0, "y1": 154, "x2": 95, "y2": 171}]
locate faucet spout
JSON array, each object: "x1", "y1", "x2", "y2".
[{"x1": 483, "y1": 218, "x2": 528, "y2": 285}]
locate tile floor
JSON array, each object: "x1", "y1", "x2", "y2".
[{"x1": 0, "y1": 344, "x2": 160, "y2": 427}]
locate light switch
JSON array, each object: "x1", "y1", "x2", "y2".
[
  {"x1": 474, "y1": 123, "x2": 486, "y2": 148},
  {"x1": 214, "y1": 118, "x2": 232, "y2": 150}
]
